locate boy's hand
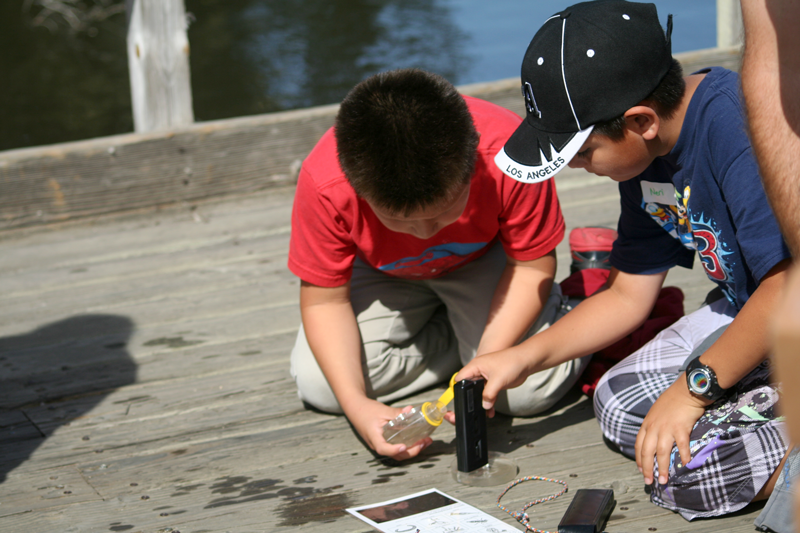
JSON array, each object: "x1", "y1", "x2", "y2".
[
  {"x1": 635, "y1": 376, "x2": 709, "y2": 486},
  {"x1": 634, "y1": 261, "x2": 789, "y2": 486},
  {"x1": 345, "y1": 399, "x2": 432, "y2": 461},
  {"x1": 454, "y1": 346, "x2": 532, "y2": 417}
]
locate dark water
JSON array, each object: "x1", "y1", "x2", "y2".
[{"x1": 0, "y1": 0, "x2": 716, "y2": 152}]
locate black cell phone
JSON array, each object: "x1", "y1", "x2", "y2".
[
  {"x1": 453, "y1": 379, "x2": 488, "y2": 473},
  {"x1": 557, "y1": 488, "x2": 615, "y2": 533}
]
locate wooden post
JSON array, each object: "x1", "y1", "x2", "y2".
[
  {"x1": 126, "y1": 0, "x2": 194, "y2": 133},
  {"x1": 717, "y1": 0, "x2": 743, "y2": 48}
]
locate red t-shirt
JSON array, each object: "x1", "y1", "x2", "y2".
[{"x1": 288, "y1": 96, "x2": 565, "y2": 287}]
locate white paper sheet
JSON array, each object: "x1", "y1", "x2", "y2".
[{"x1": 347, "y1": 488, "x2": 519, "y2": 533}]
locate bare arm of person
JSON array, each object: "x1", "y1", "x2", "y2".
[
  {"x1": 458, "y1": 267, "x2": 666, "y2": 414},
  {"x1": 741, "y1": 1, "x2": 800, "y2": 507},
  {"x1": 476, "y1": 250, "x2": 556, "y2": 355},
  {"x1": 300, "y1": 281, "x2": 429, "y2": 460},
  {"x1": 741, "y1": 0, "x2": 800, "y2": 256}
]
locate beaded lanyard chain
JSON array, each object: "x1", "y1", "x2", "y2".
[{"x1": 496, "y1": 475, "x2": 569, "y2": 533}]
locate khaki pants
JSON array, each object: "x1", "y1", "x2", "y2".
[{"x1": 290, "y1": 242, "x2": 590, "y2": 416}]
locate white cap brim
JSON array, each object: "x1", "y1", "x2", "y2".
[{"x1": 494, "y1": 125, "x2": 593, "y2": 183}]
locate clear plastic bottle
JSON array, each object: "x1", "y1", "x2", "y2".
[{"x1": 383, "y1": 374, "x2": 457, "y2": 447}]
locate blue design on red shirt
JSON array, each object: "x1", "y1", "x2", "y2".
[{"x1": 378, "y1": 242, "x2": 487, "y2": 275}]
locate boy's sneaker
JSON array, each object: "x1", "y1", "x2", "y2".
[{"x1": 569, "y1": 227, "x2": 617, "y2": 273}]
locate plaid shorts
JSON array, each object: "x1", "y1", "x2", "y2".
[{"x1": 593, "y1": 297, "x2": 787, "y2": 520}]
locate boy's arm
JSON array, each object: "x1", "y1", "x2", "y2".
[
  {"x1": 636, "y1": 258, "x2": 791, "y2": 486},
  {"x1": 741, "y1": 0, "x2": 800, "y2": 256},
  {"x1": 300, "y1": 281, "x2": 428, "y2": 460},
  {"x1": 476, "y1": 250, "x2": 556, "y2": 355},
  {"x1": 742, "y1": 0, "x2": 800, "y2": 457},
  {"x1": 458, "y1": 267, "x2": 667, "y2": 412}
]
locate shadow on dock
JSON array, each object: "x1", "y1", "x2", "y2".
[{"x1": 0, "y1": 314, "x2": 137, "y2": 483}]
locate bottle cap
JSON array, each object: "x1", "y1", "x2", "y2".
[
  {"x1": 435, "y1": 373, "x2": 459, "y2": 407},
  {"x1": 421, "y1": 374, "x2": 460, "y2": 426},
  {"x1": 420, "y1": 401, "x2": 442, "y2": 426}
]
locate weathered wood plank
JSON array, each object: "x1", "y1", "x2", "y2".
[
  {"x1": 0, "y1": 186, "x2": 294, "y2": 274},
  {"x1": 0, "y1": 319, "x2": 297, "y2": 411},
  {"x1": 126, "y1": 0, "x2": 194, "y2": 132},
  {"x1": 0, "y1": 464, "x2": 101, "y2": 516},
  {"x1": 1, "y1": 259, "x2": 297, "y2": 335},
  {"x1": 717, "y1": 0, "x2": 744, "y2": 48},
  {"x1": 0, "y1": 106, "x2": 333, "y2": 229}
]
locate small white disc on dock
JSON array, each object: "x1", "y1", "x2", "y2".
[{"x1": 450, "y1": 451, "x2": 518, "y2": 486}]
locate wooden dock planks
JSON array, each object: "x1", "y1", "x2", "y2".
[{"x1": 0, "y1": 169, "x2": 760, "y2": 532}]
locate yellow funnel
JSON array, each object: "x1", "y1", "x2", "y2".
[{"x1": 421, "y1": 373, "x2": 459, "y2": 426}]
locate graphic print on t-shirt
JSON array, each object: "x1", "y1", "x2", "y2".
[
  {"x1": 378, "y1": 242, "x2": 487, "y2": 278},
  {"x1": 639, "y1": 180, "x2": 695, "y2": 249},
  {"x1": 642, "y1": 201, "x2": 682, "y2": 240},
  {"x1": 691, "y1": 212, "x2": 737, "y2": 306},
  {"x1": 692, "y1": 217, "x2": 733, "y2": 284},
  {"x1": 641, "y1": 183, "x2": 736, "y2": 304},
  {"x1": 679, "y1": 185, "x2": 734, "y2": 297}
]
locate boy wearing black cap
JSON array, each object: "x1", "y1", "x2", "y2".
[
  {"x1": 457, "y1": 0, "x2": 791, "y2": 520},
  {"x1": 288, "y1": 69, "x2": 588, "y2": 462}
]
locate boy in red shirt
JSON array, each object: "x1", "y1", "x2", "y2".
[{"x1": 288, "y1": 69, "x2": 585, "y2": 460}]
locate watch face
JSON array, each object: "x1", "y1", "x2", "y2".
[{"x1": 688, "y1": 368, "x2": 712, "y2": 394}]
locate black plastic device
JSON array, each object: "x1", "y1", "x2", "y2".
[
  {"x1": 453, "y1": 378, "x2": 488, "y2": 473},
  {"x1": 557, "y1": 488, "x2": 615, "y2": 533}
]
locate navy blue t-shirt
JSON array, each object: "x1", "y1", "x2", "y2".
[{"x1": 610, "y1": 67, "x2": 789, "y2": 310}]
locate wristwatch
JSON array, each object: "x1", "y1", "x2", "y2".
[{"x1": 685, "y1": 358, "x2": 726, "y2": 401}]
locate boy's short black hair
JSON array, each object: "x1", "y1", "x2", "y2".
[
  {"x1": 335, "y1": 68, "x2": 479, "y2": 215},
  {"x1": 592, "y1": 58, "x2": 686, "y2": 141}
]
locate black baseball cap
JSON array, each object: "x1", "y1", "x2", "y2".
[{"x1": 495, "y1": 0, "x2": 673, "y2": 183}]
